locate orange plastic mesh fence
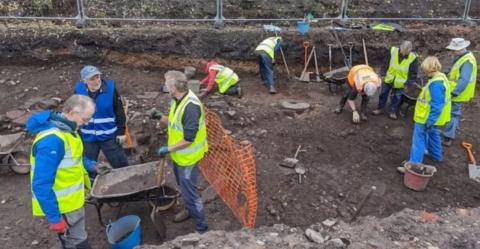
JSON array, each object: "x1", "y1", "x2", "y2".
[{"x1": 198, "y1": 110, "x2": 257, "y2": 228}]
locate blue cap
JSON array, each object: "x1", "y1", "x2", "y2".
[{"x1": 80, "y1": 65, "x2": 101, "y2": 80}]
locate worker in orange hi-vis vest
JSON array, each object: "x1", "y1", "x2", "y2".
[{"x1": 334, "y1": 65, "x2": 382, "y2": 124}]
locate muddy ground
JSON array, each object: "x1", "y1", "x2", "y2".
[{"x1": 0, "y1": 49, "x2": 479, "y2": 248}]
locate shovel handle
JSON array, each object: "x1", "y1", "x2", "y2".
[{"x1": 462, "y1": 142, "x2": 476, "y2": 164}]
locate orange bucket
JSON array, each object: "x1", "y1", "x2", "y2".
[{"x1": 404, "y1": 162, "x2": 437, "y2": 191}]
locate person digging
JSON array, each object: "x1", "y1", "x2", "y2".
[
  {"x1": 150, "y1": 70, "x2": 209, "y2": 233},
  {"x1": 334, "y1": 64, "x2": 382, "y2": 123},
  {"x1": 199, "y1": 59, "x2": 242, "y2": 98}
]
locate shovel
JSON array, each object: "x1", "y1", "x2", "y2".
[
  {"x1": 150, "y1": 159, "x2": 168, "y2": 240},
  {"x1": 123, "y1": 99, "x2": 136, "y2": 150},
  {"x1": 280, "y1": 145, "x2": 305, "y2": 168},
  {"x1": 461, "y1": 142, "x2": 480, "y2": 182},
  {"x1": 279, "y1": 47, "x2": 293, "y2": 80},
  {"x1": 299, "y1": 48, "x2": 315, "y2": 82}
]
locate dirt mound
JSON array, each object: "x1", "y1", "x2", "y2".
[{"x1": 138, "y1": 207, "x2": 480, "y2": 249}]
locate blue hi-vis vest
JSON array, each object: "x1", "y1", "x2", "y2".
[{"x1": 75, "y1": 80, "x2": 117, "y2": 142}]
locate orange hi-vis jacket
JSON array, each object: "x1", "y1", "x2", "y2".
[{"x1": 347, "y1": 65, "x2": 381, "y2": 93}]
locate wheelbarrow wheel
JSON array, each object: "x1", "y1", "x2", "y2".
[{"x1": 9, "y1": 152, "x2": 30, "y2": 174}]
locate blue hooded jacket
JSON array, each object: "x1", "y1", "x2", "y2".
[{"x1": 27, "y1": 111, "x2": 96, "y2": 223}]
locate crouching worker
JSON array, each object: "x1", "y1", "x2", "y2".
[
  {"x1": 27, "y1": 95, "x2": 106, "y2": 249},
  {"x1": 398, "y1": 56, "x2": 452, "y2": 173},
  {"x1": 334, "y1": 64, "x2": 382, "y2": 123},
  {"x1": 200, "y1": 59, "x2": 242, "y2": 98}
]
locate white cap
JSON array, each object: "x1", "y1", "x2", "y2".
[
  {"x1": 364, "y1": 82, "x2": 377, "y2": 97},
  {"x1": 446, "y1": 38, "x2": 470, "y2": 51}
]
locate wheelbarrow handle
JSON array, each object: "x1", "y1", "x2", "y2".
[{"x1": 462, "y1": 142, "x2": 476, "y2": 164}]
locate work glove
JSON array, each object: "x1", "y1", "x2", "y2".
[
  {"x1": 157, "y1": 146, "x2": 169, "y2": 157},
  {"x1": 116, "y1": 135, "x2": 126, "y2": 145},
  {"x1": 147, "y1": 108, "x2": 164, "y2": 120},
  {"x1": 49, "y1": 219, "x2": 68, "y2": 234},
  {"x1": 95, "y1": 162, "x2": 112, "y2": 175},
  {"x1": 352, "y1": 111, "x2": 360, "y2": 124}
]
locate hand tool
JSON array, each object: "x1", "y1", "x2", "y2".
[{"x1": 462, "y1": 142, "x2": 480, "y2": 182}]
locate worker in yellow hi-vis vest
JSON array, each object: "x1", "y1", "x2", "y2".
[
  {"x1": 398, "y1": 56, "x2": 452, "y2": 173},
  {"x1": 372, "y1": 41, "x2": 418, "y2": 120},
  {"x1": 154, "y1": 70, "x2": 209, "y2": 233},
  {"x1": 443, "y1": 38, "x2": 477, "y2": 147},
  {"x1": 27, "y1": 95, "x2": 102, "y2": 248},
  {"x1": 254, "y1": 36, "x2": 282, "y2": 94}
]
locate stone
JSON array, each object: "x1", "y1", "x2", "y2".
[
  {"x1": 181, "y1": 236, "x2": 200, "y2": 246},
  {"x1": 36, "y1": 99, "x2": 59, "y2": 109},
  {"x1": 136, "y1": 91, "x2": 160, "y2": 99},
  {"x1": 322, "y1": 218, "x2": 337, "y2": 227},
  {"x1": 226, "y1": 110, "x2": 236, "y2": 117},
  {"x1": 305, "y1": 228, "x2": 326, "y2": 244},
  {"x1": 279, "y1": 99, "x2": 310, "y2": 111},
  {"x1": 5, "y1": 110, "x2": 26, "y2": 120},
  {"x1": 326, "y1": 238, "x2": 347, "y2": 248},
  {"x1": 184, "y1": 66, "x2": 196, "y2": 79}
]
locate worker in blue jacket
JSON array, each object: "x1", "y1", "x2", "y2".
[
  {"x1": 27, "y1": 95, "x2": 100, "y2": 248},
  {"x1": 74, "y1": 66, "x2": 129, "y2": 169},
  {"x1": 398, "y1": 56, "x2": 451, "y2": 173}
]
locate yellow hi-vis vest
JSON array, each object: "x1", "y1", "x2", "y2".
[
  {"x1": 210, "y1": 64, "x2": 239, "y2": 94},
  {"x1": 255, "y1": 37, "x2": 282, "y2": 62},
  {"x1": 384, "y1": 47, "x2": 417, "y2": 89},
  {"x1": 414, "y1": 73, "x2": 452, "y2": 126},
  {"x1": 30, "y1": 128, "x2": 90, "y2": 217},
  {"x1": 448, "y1": 51, "x2": 477, "y2": 102},
  {"x1": 168, "y1": 90, "x2": 208, "y2": 166}
]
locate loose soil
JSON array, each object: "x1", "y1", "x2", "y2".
[{"x1": 0, "y1": 57, "x2": 479, "y2": 248}]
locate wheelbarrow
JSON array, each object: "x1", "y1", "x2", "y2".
[
  {"x1": 319, "y1": 66, "x2": 349, "y2": 93},
  {"x1": 86, "y1": 160, "x2": 179, "y2": 240},
  {"x1": 0, "y1": 132, "x2": 30, "y2": 174},
  {"x1": 399, "y1": 83, "x2": 422, "y2": 117}
]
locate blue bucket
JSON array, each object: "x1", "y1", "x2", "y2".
[
  {"x1": 106, "y1": 215, "x2": 141, "y2": 249},
  {"x1": 297, "y1": 21, "x2": 310, "y2": 34}
]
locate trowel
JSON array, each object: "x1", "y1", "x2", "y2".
[{"x1": 462, "y1": 142, "x2": 480, "y2": 182}]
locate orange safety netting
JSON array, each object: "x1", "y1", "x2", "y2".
[{"x1": 198, "y1": 110, "x2": 257, "y2": 228}]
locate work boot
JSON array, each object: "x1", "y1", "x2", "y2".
[
  {"x1": 442, "y1": 138, "x2": 453, "y2": 147},
  {"x1": 333, "y1": 106, "x2": 343, "y2": 114},
  {"x1": 173, "y1": 209, "x2": 190, "y2": 223},
  {"x1": 397, "y1": 160, "x2": 407, "y2": 174},
  {"x1": 389, "y1": 112, "x2": 398, "y2": 120},
  {"x1": 269, "y1": 86, "x2": 277, "y2": 94},
  {"x1": 236, "y1": 87, "x2": 243, "y2": 98},
  {"x1": 372, "y1": 109, "x2": 383, "y2": 115}
]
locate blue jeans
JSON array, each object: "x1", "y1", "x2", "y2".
[
  {"x1": 258, "y1": 52, "x2": 274, "y2": 88},
  {"x1": 409, "y1": 122, "x2": 443, "y2": 163},
  {"x1": 377, "y1": 83, "x2": 403, "y2": 113},
  {"x1": 83, "y1": 138, "x2": 129, "y2": 168},
  {"x1": 443, "y1": 102, "x2": 462, "y2": 139},
  {"x1": 172, "y1": 162, "x2": 208, "y2": 232}
]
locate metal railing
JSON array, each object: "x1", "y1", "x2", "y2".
[{"x1": 0, "y1": 0, "x2": 476, "y2": 27}]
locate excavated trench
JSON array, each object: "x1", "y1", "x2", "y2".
[{"x1": 0, "y1": 19, "x2": 479, "y2": 248}]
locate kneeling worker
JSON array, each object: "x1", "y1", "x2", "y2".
[
  {"x1": 334, "y1": 64, "x2": 382, "y2": 123},
  {"x1": 200, "y1": 59, "x2": 242, "y2": 97}
]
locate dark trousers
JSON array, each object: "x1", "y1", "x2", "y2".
[
  {"x1": 377, "y1": 83, "x2": 403, "y2": 113},
  {"x1": 172, "y1": 161, "x2": 208, "y2": 232},
  {"x1": 338, "y1": 85, "x2": 369, "y2": 115},
  {"x1": 83, "y1": 138, "x2": 129, "y2": 169},
  {"x1": 258, "y1": 53, "x2": 274, "y2": 88},
  {"x1": 222, "y1": 84, "x2": 238, "y2": 96}
]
